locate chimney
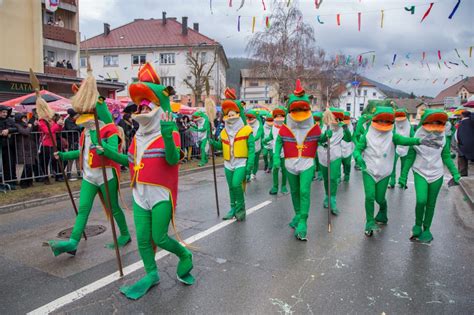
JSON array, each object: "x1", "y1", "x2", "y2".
[
  {"x1": 182, "y1": 16, "x2": 188, "y2": 35},
  {"x1": 104, "y1": 23, "x2": 110, "y2": 36},
  {"x1": 162, "y1": 11, "x2": 167, "y2": 25},
  {"x1": 193, "y1": 23, "x2": 199, "y2": 32}
]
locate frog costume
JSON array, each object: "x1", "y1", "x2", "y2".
[
  {"x1": 388, "y1": 108, "x2": 415, "y2": 188},
  {"x1": 264, "y1": 106, "x2": 288, "y2": 195},
  {"x1": 317, "y1": 108, "x2": 351, "y2": 215},
  {"x1": 211, "y1": 88, "x2": 255, "y2": 221},
  {"x1": 246, "y1": 109, "x2": 264, "y2": 181},
  {"x1": 353, "y1": 107, "x2": 441, "y2": 236},
  {"x1": 341, "y1": 111, "x2": 354, "y2": 182},
  {"x1": 273, "y1": 80, "x2": 322, "y2": 240},
  {"x1": 47, "y1": 99, "x2": 131, "y2": 256},
  {"x1": 262, "y1": 115, "x2": 274, "y2": 173},
  {"x1": 190, "y1": 111, "x2": 210, "y2": 167},
  {"x1": 399, "y1": 109, "x2": 460, "y2": 243},
  {"x1": 101, "y1": 63, "x2": 194, "y2": 299},
  {"x1": 313, "y1": 112, "x2": 324, "y2": 181}
]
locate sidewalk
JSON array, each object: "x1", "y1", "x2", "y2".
[{"x1": 459, "y1": 161, "x2": 474, "y2": 205}]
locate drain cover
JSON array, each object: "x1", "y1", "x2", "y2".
[{"x1": 57, "y1": 225, "x2": 107, "y2": 239}]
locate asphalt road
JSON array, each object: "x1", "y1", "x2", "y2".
[{"x1": 0, "y1": 162, "x2": 473, "y2": 314}]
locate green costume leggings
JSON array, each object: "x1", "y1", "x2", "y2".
[
  {"x1": 272, "y1": 157, "x2": 287, "y2": 190},
  {"x1": 198, "y1": 139, "x2": 209, "y2": 165},
  {"x1": 133, "y1": 200, "x2": 190, "y2": 275},
  {"x1": 342, "y1": 156, "x2": 351, "y2": 177},
  {"x1": 224, "y1": 166, "x2": 247, "y2": 220},
  {"x1": 362, "y1": 172, "x2": 390, "y2": 229},
  {"x1": 252, "y1": 150, "x2": 261, "y2": 175},
  {"x1": 70, "y1": 177, "x2": 129, "y2": 242},
  {"x1": 390, "y1": 153, "x2": 408, "y2": 186},
  {"x1": 287, "y1": 166, "x2": 315, "y2": 225},
  {"x1": 413, "y1": 172, "x2": 443, "y2": 231},
  {"x1": 320, "y1": 158, "x2": 342, "y2": 199},
  {"x1": 262, "y1": 148, "x2": 272, "y2": 170}
]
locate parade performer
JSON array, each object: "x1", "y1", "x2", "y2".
[
  {"x1": 265, "y1": 106, "x2": 289, "y2": 195},
  {"x1": 313, "y1": 112, "x2": 324, "y2": 181},
  {"x1": 262, "y1": 115, "x2": 274, "y2": 173},
  {"x1": 190, "y1": 111, "x2": 211, "y2": 167},
  {"x1": 389, "y1": 108, "x2": 414, "y2": 188},
  {"x1": 353, "y1": 107, "x2": 441, "y2": 236},
  {"x1": 317, "y1": 108, "x2": 351, "y2": 215},
  {"x1": 210, "y1": 88, "x2": 255, "y2": 221},
  {"x1": 399, "y1": 109, "x2": 460, "y2": 243},
  {"x1": 47, "y1": 98, "x2": 131, "y2": 256},
  {"x1": 341, "y1": 111, "x2": 354, "y2": 183},
  {"x1": 100, "y1": 63, "x2": 194, "y2": 299},
  {"x1": 246, "y1": 109, "x2": 263, "y2": 181},
  {"x1": 273, "y1": 80, "x2": 322, "y2": 240}
]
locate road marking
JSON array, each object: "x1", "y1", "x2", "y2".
[{"x1": 28, "y1": 200, "x2": 272, "y2": 315}]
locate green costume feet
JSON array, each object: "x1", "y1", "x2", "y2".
[
  {"x1": 418, "y1": 230, "x2": 433, "y2": 243},
  {"x1": 364, "y1": 222, "x2": 381, "y2": 237},
  {"x1": 235, "y1": 209, "x2": 246, "y2": 221},
  {"x1": 375, "y1": 211, "x2": 388, "y2": 225},
  {"x1": 177, "y1": 252, "x2": 194, "y2": 278},
  {"x1": 120, "y1": 271, "x2": 160, "y2": 300},
  {"x1": 344, "y1": 175, "x2": 350, "y2": 182},
  {"x1": 48, "y1": 239, "x2": 78, "y2": 257},
  {"x1": 294, "y1": 222, "x2": 307, "y2": 241},
  {"x1": 105, "y1": 234, "x2": 131, "y2": 249},
  {"x1": 410, "y1": 225, "x2": 422, "y2": 240},
  {"x1": 280, "y1": 185, "x2": 288, "y2": 194},
  {"x1": 330, "y1": 196, "x2": 339, "y2": 216},
  {"x1": 289, "y1": 215, "x2": 299, "y2": 229},
  {"x1": 178, "y1": 273, "x2": 195, "y2": 285},
  {"x1": 223, "y1": 208, "x2": 236, "y2": 220},
  {"x1": 323, "y1": 195, "x2": 329, "y2": 208},
  {"x1": 198, "y1": 162, "x2": 206, "y2": 167},
  {"x1": 269, "y1": 186, "x2": 278, "y2": 195}
]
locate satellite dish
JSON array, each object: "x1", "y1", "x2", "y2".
[{"x1": 345, "y1": 83, "x2": 352, "y2": 89}]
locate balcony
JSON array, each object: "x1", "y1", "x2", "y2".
[
  {"x1": 44, "y1": 66, "x2": 77, "y2": 77},
  {"x1": 62, "y1": 0, "x2": 77, "y2": 5},
  {"x1": 43, "y1": 24, "x2": 77, "y2": 45}
]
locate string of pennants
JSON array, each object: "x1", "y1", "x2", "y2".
[
  {"x1": 380, "y1": 74, "x2": 469, "y2": 85},
  {"x1": 333, "y1": 46, "x2": 473, "y2": 70},
  {"x1": 224, "y1": 1, "x2": 463, "y2": 32}
]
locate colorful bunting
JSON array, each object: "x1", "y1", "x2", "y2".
[
  {"x1": 385, "y1": 64, "x2": 390, "y2": 70},
  {"x1": 461, "y1": 60, "x2": 469, "y2": 67},
  {"x1": 237, "y1": 0, "x2": 245, "y2": 11},
  {"x1": 420, "y1": 3, "x2": 434, "y2": 23},
  {"x1": 470, "y1": 46, "x2": 473, "y2": 57},
  {"x1": 372, "y1": 55, "x2": 376, "y2": 66},
  {"x1": 262, "y1": 0, "x2": 266, "y2": 10},
  {"x1": 392, "y1": 54, "x2": 397, "y2": 65},
  {"x1": 437, "y1": 62, "x2": 441, "y2": 69},
  {"x1": 433, "y1": 79, "x2": 438, "y2": 84},
  {"x1": 438, "y1": 50, "x2": 442, "y2": 60},
  {"x1": 358, "y1": 12, "x2": 361, "y2": 31},
  {"x1": 317, "y1": 15, "x2": 324, "y2": 24},
  {"x1": 443, "y1": 78, "x2": 449, "y2": 84},
  {"x1": 422, "y1": 52, "x2": 426, "y2": 61},
  {"x1": 210, "y1": 0, "x2": 213, "y2": 14},
  {"x1": 266, "y1": 16, "x2": 270, "y2": 28},
  {"x1": 229, "y1": 0, "x2": 232, "y2": 7},
  {"x1": 315, "y1": 0, "x2": 323, "y2": 9},
  {"x1": 444, "y1": 61, "x2": 451, "y2": 69},
  {"x1": 252, "y1": 16, "x2": 256, "y2": 33},
  {"x1": 448, "y1": 0, "x2": 461, "y2": 19},
  {"x1": 454, "y1": 48, "x2": 461, "y2": 58},
  {"x1": 448, "y1": 61, "x2": 459, "y2": 66},
  {"x1": 336, "y1": 14, "x2": 341, "y2": 26},
  {"x1": 380, "y1": 10, "x2": 384, "y2": 28},
  {"x1": 405, "y1": 6, "x2": 415, "y2": 15}
]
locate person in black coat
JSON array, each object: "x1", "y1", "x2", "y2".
[
  {"x1": 456, "y1": 110, "x2": 474, "y2": 176},
  {"x1": 14, "y1": 113, "x2": 37, "y2": 187},
  {"x1": 64, "y1": 108, "x2": 82, "y2": 178},
  {"x1": 0, "y1": 105, "x2": 18, "y2": 188}
]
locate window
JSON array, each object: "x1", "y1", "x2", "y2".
[
  {"x1": 103, "y1": 55, "x2": 119, "y2": 67},
  {"x1": 160, "y1": 53, "x2": 175, "y2": 64},
  {"x1": 132, "y1": 54, "x2": 146, "y2": 65},
  {"x1": 46, "y1": 51, "x2": 56, "y2": 62},
  {"x1": 372, "y1": 92, "x2": 376, "y2": 97},
  {"x1": 363, "y1": 89, "x2": 367, "y2": 96},
  {"x1": 264, "y1": 99, "x2": 270, "y2": 104},
  {"x1": 347, "y1": 91, "x2": 351, "y2": 96},
  {"x1": 200, "y1": 52, "x2": 207, "y2": 63},
  {"x1": 161, "y1": 76, "x2": 175, "y2": 86},
  {"x1": 346, "y1": 103, "x2": 351, "y2": 111},
  {"x1": 359, "y1": 103, "x2": 364, "y2": 112},
  {"x1": 80, "y1": 57, "x2": 86, "y2": 68},
  {"x1": 249, "y1": 81, "x2": 259, "y2": 87},
  {"x1": 357, "y1": 89, "x2": 361, "y2": 96}
]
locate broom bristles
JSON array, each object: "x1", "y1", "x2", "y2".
[
  {"x1": 36, "y1": 96, "x2": 55, "y2": 120},
  {"x1": 205, "y1": 97, "x2": 216, "y2": 128},
  {"x1": 72, "y1": 69, "x2": 99, "y2": 114},
  {"x1": 323, "y1": 109, "x2": 336, "y2": 126}
]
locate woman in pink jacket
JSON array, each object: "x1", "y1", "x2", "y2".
[{"x1": 38, "y1": 115, "x2": 64, "y2": 183}]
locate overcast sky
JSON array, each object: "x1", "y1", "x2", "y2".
[{"x1": 79, "y1": 0, "x2": 474, "y2": 97}]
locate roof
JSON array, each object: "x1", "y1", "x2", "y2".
[
  {"x1": 81, "y1": 18, "x2": 219, "y2": 50},
  {"x1": 387, "y1": 98, "x2": 424, "y2": 114},
  {"x1": 240, "y1": 69, "x2": 272, "y2": 79},
  {"x1": 430, "y1": 77, "x2": 474, "y2": 105},
  {"x1": 359, "y1": 80, "x2": 376, "y2": 87}
]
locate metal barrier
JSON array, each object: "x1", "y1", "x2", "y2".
[{"x1": 0, "y1": 126, "x2": 222, "y2": 192}]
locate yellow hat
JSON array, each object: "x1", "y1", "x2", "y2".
[{"x1": 76, "y1": 113, "x2": 94, "y2": 125}]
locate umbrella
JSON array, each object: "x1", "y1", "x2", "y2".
[
  {"x1": 21, "y1": 93, "x2": 60, "y2": 105},
  {"x1": 464, "y1": 100, "x2": 474, "y2": 108},
  {"x1": 252, "y1": 104, "x2": 271, "y2": 112},
  {"x1": 1, "y1": 90, "x2": 66, "y2": 107}
]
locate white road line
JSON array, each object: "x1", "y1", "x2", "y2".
[{"x1": 28, "y1": 200, "x2": 272, "y2": 315}]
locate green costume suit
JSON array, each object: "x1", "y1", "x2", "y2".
[
  {"x1": 48, "y1": 100, "x2": 130, "y2": 256},
  {"x1": 190, "y1": 111, "x2": 210, "y2": 167}
]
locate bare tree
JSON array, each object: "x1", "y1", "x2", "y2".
[{"x1": 183, "y1": 50, "x2": 217, "y2": 106}]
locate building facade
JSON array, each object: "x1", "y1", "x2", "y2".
[
  {"x1": 239, "y1": 69, "x2": 323, "y2": 110},
  {"x1": 331, "y1": 80, "x2": 386, "y2": 118},
  {"x1": 0, "y1": 0, "x2": 123, "y2": 102},
  {"x1": 80, "y1": 14, "x2": 229, "y2": 105},
  {"x1": 429, "y1": 76, "x2": 474, "y2": 108}
]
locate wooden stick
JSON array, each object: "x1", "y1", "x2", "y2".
[
  {"x1": 327, "y1": 135, "x2": 332, "y2": 233},
  {"x1": 92, "y1": 108, "x2": 123, "y2": 276},
  {"x1": 210, "y1": 145, "x2": 220, "y2": 217},
  {"x1": 46, "y1": 121, "x2": 87, "y2": 240}
]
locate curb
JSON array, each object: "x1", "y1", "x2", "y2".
[
  {"x1": 0, "y1": 163, "x2": 224, "y2": 215},
  {"x1": 459, "y1": 177, "x2": 474, "y2": 207}
]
